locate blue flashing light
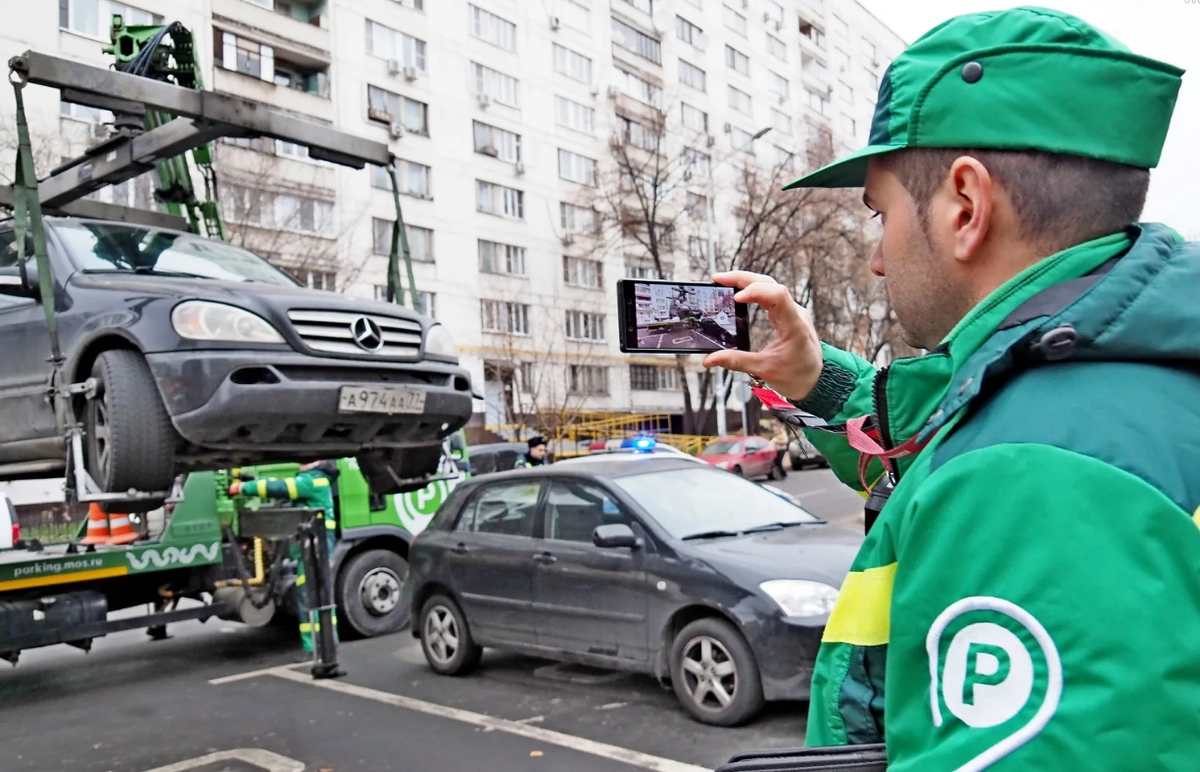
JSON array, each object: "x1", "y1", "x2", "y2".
[{"x1": 621, "y1": 436, "x2": 657, "y2": 452}]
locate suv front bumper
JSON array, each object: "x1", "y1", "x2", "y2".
[{"x1": 145, "y1": 349, "x2": 473, "y2": 454}]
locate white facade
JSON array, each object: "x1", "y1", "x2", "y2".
[{"x1": 0, "y1": 0, "x2": 904, "y2": 425}]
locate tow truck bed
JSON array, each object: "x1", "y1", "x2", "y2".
[{"x1": 0, "y1": 539, "x2": 221, "y2": 594}]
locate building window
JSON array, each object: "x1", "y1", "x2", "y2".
[
  {"x1": 472, "y1": 62, "x2": 520, "y2": 107},
  {"x1": 372, "y1": 219, "x2": 433, "y2": 262},
  {"x1": 730, "y1": 126, "x2": 753, "y2": 150},
  {"x1": 800, "y1": 21, "x2": 826, "y2": 50},
  {"x1": 553, "y1": 44, "x2": 593, "y2": 84},
  {"x1": 376, "y1": 287, "x2": 436, "y2": 318},
  {"x1": 770, "y1": 107, "x2": 791, "y2": 135},
  {"x1": 681, "y1": 0, "x2": 700, "y2": 7},
  {"x1": 288, "y1": 268, "x2": 337, "y2": 292},
  {"x1": 569, "y1": 365, "x2": 609, "y2": 395},
  {"x1": 60, "y1": 100, "x2": 111, "y2": 124},
  {"x1": 481, "y1": 300, "x2": 530, "y2": 335},
  {"x1": 219, "y1": 183, "x2": 334, "y2": 236},
  {"x1": 840, "y1": 113, "x2": 856, "y2": 136},
  {"x1": 565, "y1": 311, "x2": 606, "y2": 341},
  {"x1": 474, "y1": 121, "x2": 522, "y2": 163},
  {"x1": 613, "y1": 67, "x2": 663, "y2": 107},
  {"x1": 679, "y1": 60, "x2": 706, "y2": 92},
  {"x1": 626, "y1": 261, "x2": 672, "y2": 280},
  {"x1": 558, "y1": 149, "x2": 597, "y2": 185},
  {"x1": 215, "y1": 30, "x2": 274, "y2": 82},
  {"x1": 833, "y1": 15, "x2": 848, "y2": 38},
  {"x1": 561, "y1": 202, "x2": 597, "y2": 232},
  {"x1": 806, "y1": 88, "x2": 830, "y2": 116},
  {"x1": 479, "y1": 240, "x2": 527, "y2": 275},
  {"x1": 727, "y1": 85, "x2": 752, "y2": 116},
  {"x1": 555, "y1": 96, "x2": 595, "y2": 134},
  {"x1": 688, "y1": 236, "x2": 713, "y2": 261},
  {"x1": 563, "y1": 256, "x2": 603, "y2": 288},
  {"x1": 684, "y1": 147, "x2": 711, "y2": 176},
  {"x1": 769, "y1": 72, "x2": 789, "y2": 101},
  {"x1": 370, "y1": 160, "x2": 431, "y2": 198},
  {"x1": 766, "y1": 33, "x2": 786, "y2": 61},
  {"x1": 685, "y1": 192, "x2": 712, "y2": 221},
  {"x1": 366, "y1": 85, "x2": 429, "y2": 135},
  {"x1": 725, "y1": 45, "x2": 749, "y2": 76},
  {"x1": 617, "y1": 115, "x2": 660, "y2": 151},
  {"x1": 625, "y1": 0, "x2": 653, "y2": 12},
  {"x1": 861, "y1": 37, "x2": 877, "y2": 61},
  {"x1": 764, "y1": 0, "x2": 784, "y2": 24},
  {"x1": 835, "y1": 48, "x2": 851, "y2": 73},
  {"x1": 805, "y1": 57, "x2": 829, "y2": 82},
  {"x1": 773, "y1": 144, "x2": 795, "y2": 170},
  {"x1": 723, "y1": 5, "x2": 747, "y2": 37},
  {"x1": 630, "y1": 364, "x2": 678, "y2": 391},
  {"x1": 561, "y1": 0, "x2": 591, "y2": 31},
  {"x1": 840, "y1": 81, "x2": 854, "y2": 105},
  {"x1": 62, "y1": 0, "x2": 162, "y2": 37},
  {"x1": 365, "y1": 20, "x2": 427, "y2": 72},
  {"x1": 865, "y1": 68, "x2": 879, "y2": 91},
  {"x1": 469, "y1": 5, "x2": 517, "y2": 51},
  {"x1": 681, "y1": 103, "x2": 708, "y2": 133},
  {"x1": 477, "y1": 180, "x2": 525, "y2": 218},
  {"x1": 676, "y1": 16, "x2": 702, "y2": 46},
  {"x1": 611, "y1": 17, "x2": 662, "y2": 65}
]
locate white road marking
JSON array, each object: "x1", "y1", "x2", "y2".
[
  {"x1": 801, "y1": 488, "x2": 827, "y2": 496},
  {"x1": 265, "y1": 667, "x2": 711, "y2": 772},
  {"x1": 598, "y1": 702, "x2": 628, "y2": 710},
  {"x1": 516, "y1": 715, "x2": 546, "y2": 724},
  {"x1": 139, "y1": 748, "x2": 304, "y2": 772},
  {"x1": 207, "y1": 663, "x2": 304, "y2": 685}
]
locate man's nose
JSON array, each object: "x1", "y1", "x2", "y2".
[{"x1": 869, "y1": 243, "x2": 885, "y2": 277}]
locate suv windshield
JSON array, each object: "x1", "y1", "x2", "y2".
[
  {"x1": 612, "y1": 467, "x2": 820, "y2": 539},
  {"x1": 55, "y1": 221, "x2": 300, "y2": 286},
  {"x1": 700, "y1": 440, "x2": 741, "y2": 456}
]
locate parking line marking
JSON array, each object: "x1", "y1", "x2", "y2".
[
  {"x1": 267, "y1": 668, "x2": 712, "y2": 772},
  {"x1": 598, "y1": 702, "x2": 628, "y2": 710},
  {"x1": 207, "y1": 664, "x2": 304, "y2": 685},
  {"x1": 139, "y1": 748, "x2": 305, "y2": 772},
  {"x1": 516, "y1": 715, "x2": 545, "y2": 724}
]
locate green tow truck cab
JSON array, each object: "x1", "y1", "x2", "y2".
[{"x1": 0, "y1": 434, "x2": 468, "y2": 664}]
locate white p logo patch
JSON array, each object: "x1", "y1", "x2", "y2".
[{"x1": 927, "y1": 597, "x2": 1062, "y2": 772}]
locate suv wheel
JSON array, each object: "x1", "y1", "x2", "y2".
[
  {"x1": 419, "y1": 594, "x2": 482, "y2": 676},
  {"x1": 337, "y1": 549, "x2": 410, "y2": 638},
  {"x1": 358, "y1": 445, "x2": 445, "y2": 495},
  {"x1": 670, "y1": 617, "x2": 765, "y2": 726},
  {"x1": 85, "y1": 350, "x2": 177, "y2": 512}
]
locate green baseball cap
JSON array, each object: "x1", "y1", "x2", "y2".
[{"x1": 784, "y1": 6, "x2": 1185, "y2": 190}]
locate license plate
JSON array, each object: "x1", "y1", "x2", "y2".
[{"x1": 338, "y1": 386, "x2": 427, "y2": 415}]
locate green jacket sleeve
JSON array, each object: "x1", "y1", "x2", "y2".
[
  {"x1": 796, "y1": 343, "x2": 880, "y2": 492},
  {"x1": 241, "y1": 473, "x2": 318, "y2": 501},
  {"x1": 884, "y1": 443, "x2": 1200, "y2": 771}
]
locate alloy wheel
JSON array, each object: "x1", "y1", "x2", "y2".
[
  {"x1": 423, "y1": 605, "x2": 460, "y2": 665},
  {"x1": 680, "y1": 635, "x2": 738, "y2": 711}
]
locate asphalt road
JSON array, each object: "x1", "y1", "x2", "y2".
[
  {"x1": 636, "y1": 329, "x2": 728, "y2": 351},
  {"x1": 767, "y1": 466, "x2": 867, "y2": 531}
]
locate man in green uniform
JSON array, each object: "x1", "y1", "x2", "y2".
[
  {"x1": 705, "y1": 7, "x2": 1200, "y2": 770},
  {"x1": 229, "y1": 460, "x2": 339, "y2": 656}
]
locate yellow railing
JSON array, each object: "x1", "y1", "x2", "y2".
[{"x1": 483, "y1": 412, "x2": 720, "y2": 458}]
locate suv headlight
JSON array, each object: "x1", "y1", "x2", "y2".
[
  {"x1": 424, "y1": 323, "x2": 458, "y2": 360},
  {"x1": 171, "y1": 301, "x2": 284, "y2": 344},
  {"x1": 759, "y1": 579, "x2": 839, "y2": 617}
]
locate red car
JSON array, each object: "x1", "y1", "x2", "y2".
[{"x1": 699, "y1": 436, "x2": 781, "y2": 480}]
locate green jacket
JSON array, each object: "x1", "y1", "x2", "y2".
[
  {"x1": 801, "y1": 224, "x2": 1200, "y2": 770},
  {"x1": 238, "y1": 469, "x2": 336, "y2": 527}
]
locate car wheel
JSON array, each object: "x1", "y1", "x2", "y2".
[
  {"x1": 731, "y1": 465, "x2": 744, "y2": 477},
  {"x1": 358, "y1": 445, "x2": 445, "y2": 495},
  {"x1": 670, "y1": 618, "x2": 765, "y2": 727},
  {"x1": 85, "y1": 350, "x2": 177, "y2": 513},
  {"x1": 419, "y1": 594, "x2": 482, "y2": 676},
  {"x1": 337, "y1": 549, "x2": 410, "y2": 639},
  {"x1": 768, "y1": 463, "x2": 784, "y2": 481}
]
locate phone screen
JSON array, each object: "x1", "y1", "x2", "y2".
[{"x1": 618, "y1": 279, "x2": 750, "y2": 354}]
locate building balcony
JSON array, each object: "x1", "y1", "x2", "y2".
[
  {"x1": 213, "y1": 67, "x2": 334, "y2": 124},
  {"x1": 212, "y1": 0, "x2": 331, "y2": 62}
]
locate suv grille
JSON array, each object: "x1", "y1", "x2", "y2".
[{"x1": 287, "y1": 310, "x2": 423, "y2": 359}]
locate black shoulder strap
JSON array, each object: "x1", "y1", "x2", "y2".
[{"x1": 996, "y1": 255, "x2": 1121, "y2": 331}]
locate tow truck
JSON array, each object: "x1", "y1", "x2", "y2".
[{"x1": 0, "y1": 17, "x2": 471, "y2": 669}]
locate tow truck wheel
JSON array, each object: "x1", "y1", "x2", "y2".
[
  {"x1": 85, "y1": 350, "x2": 177, "y2": 513},
  {"x1": 337, "y1": 549, "x2": 411, "y2": 638}
]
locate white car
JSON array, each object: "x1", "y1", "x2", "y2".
[{"x1": 0, "y1": 493, "x2": 17, "y2": 550}]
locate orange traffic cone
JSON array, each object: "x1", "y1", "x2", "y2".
[
  {"x1": 106, "y1": 511, "x2": 139, "y2": 545},
  {"x1": 79, "y1": 503, "x2": 110, "y2": 545}
]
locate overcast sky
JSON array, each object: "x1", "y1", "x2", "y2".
[{"x1": 859, "y1": 0, "x2": 1200, "y2": 236}]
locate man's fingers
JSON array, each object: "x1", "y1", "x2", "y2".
[
  {"x1": 712, "y1": 271, "x2": 779, "y2": 289},
  {"x1": 733, "y1": 282, "x2": 809, "y2": 339},
  {"x1": 703, "y1": 348, "x2": 764, "y2": 374}
]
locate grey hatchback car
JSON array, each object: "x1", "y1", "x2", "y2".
[{"x1": 405, "y1": 457, "x2": 862, "y2": 726}]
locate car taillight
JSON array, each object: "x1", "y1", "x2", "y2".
[{"x1": 10, "y1": 523, "x2": 19, "y2": 546}]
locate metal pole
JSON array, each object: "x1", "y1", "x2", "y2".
[{"x1": 300, "y1": 513, "x2": 340, "y2": 679}]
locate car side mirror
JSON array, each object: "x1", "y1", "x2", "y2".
[
  {"x1": 593, "y1": 523, "x2": 641, "y2": 550},
  {"x1": 0, "y1": 263, "x2": 37, "y2": 301}
]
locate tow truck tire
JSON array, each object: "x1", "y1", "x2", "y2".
[
  {"x1": 337, "y1": 549, "x2": 411, "y2": 638},
  {"x1": 357, "y1": 445, "x2": 444, "y2": 495},
  {"x1": 85, "y1": 350, "x2": 177, "y2": 513},
  {"x1": 419, "y1": 594, "x2": 482, "y2": 676}
]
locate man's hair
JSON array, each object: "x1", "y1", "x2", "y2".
[{"x1": 880, "y1": 148, "x2": 1150, "y2": 253}]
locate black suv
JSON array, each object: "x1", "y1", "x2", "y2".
[{"x1": 0, "y1": 219, "x2": 473, "y2": 508}]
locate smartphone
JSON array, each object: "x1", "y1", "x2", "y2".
[{"x1": 617, "y1": 278, "x2": 751, "y2": 354}]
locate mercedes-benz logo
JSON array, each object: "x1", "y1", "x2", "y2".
[{"x1": 350, "y1": 316, "x2": 384, "y2": 352}]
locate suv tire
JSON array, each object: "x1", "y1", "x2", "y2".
[
  {"x1": 337, "y1": 549, "x2": 410, "y2": 638},
  {"x1": 358, "y1": 444, "x2": 445, "y2": 495},
  {"x1": 85, "y1": 350, "x2": 177, "y2": 512}
]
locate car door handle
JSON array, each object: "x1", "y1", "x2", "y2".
[
  {"x1": 452, "y1": 542, "x2": 469, "y2": 555},
  {"x1": 533, "y1": 552, "x2": 557, "y2": 565}
]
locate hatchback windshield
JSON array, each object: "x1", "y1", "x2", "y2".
[
  {"x1": 613, "y1": 467, "x2": 820, "y2": 539},
  {"x1": 56, "y1": 221, "x2": 300, "y2": 286},
  {"x1": 700, "y1": 440, "x2": 742, "y2": 456}
]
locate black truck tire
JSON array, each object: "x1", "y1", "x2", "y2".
[
  {"x1": 336, "y1": 548, "x2": 411, "y2": 638},
  {"x1": 85, "y1": 349, "x2": 177, "y2": 513},
  {"x1": 357, "y1": 445, "x2": 444, "y2": 495}
]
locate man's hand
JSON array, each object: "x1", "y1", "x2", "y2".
[
  {"x1": 228, "y1": 482, "x2": 243, "y2": 496},
  {"x1": 703, "y1": 271, "x2": 824, "y2": 402}
]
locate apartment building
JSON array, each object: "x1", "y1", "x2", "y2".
[{"x1": 0, "y1": 0, "x2": 904, "y2": 430}]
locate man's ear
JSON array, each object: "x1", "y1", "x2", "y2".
[{"x1": 945, "y1": 156, "x2": 994, "y2": 264}]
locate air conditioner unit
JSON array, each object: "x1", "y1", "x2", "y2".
[
  {"x1": 389, "y1": 121, "x2": 406, "y2": 139},
  {"x1": 478, "y1": 92, "x2": 493, "y2": 108},
  {"x1": 88, "y1": 122, "x2": 108, "y2": 140},
  {"x1": 607, "y1": 85, "x2": 620, "y2": 98},
  {"x1": 741, "y1": 0, "x2": 748, "y2": 8},
  {"x1": 778, "y1": 92, "x2": 787, "y2": 104},
  {"x1": 562, "y1": 234, "x2": 576, "y2": 246},
  {"x1": 550, "y1": 15, "x2": 561, "y2": 30},
  {"x1": 723, "y1": 122, "x2": 732, "y2": 133},
  {"x1": 480, "y1": 144, "x2": 499, "y2": 157},
  {"x1": 402, "y1": 65, "x2": 419, "y2": 81},
  {"x1": 514, "y1": 162, "x2": 526, "y2": 176},
  {"x1": 774, "y1": 19, "x2": 782, "y2": 31},
  {"x1": 705, "y1": 134, "x2": 716, "y2": 147},
  {"x1": 387, "y1": 59, "x2": 402, "y2": 75},
  {"x1": 762, "y1": 12, "x2": 771, "y2": 23}
]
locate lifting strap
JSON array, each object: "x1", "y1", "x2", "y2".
[{"x1": 386, "y1": 159, "x2": 418, "y2": 308}]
